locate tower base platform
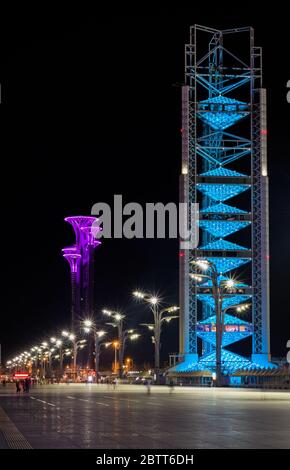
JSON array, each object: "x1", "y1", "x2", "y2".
[{"x1": 168, "y1": 350, "x2": 277, "y2": 376}]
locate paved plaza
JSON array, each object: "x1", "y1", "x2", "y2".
[{"x1": 0, "y1": 384, "x2": 289, "y2": 449}]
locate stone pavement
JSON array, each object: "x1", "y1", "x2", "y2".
[
  {"x1": 0, "y1": 384, "x2": 289, "y2": 449},
  {"x1": 0, "y1": 404, "x2": 32, "y2": 449}
]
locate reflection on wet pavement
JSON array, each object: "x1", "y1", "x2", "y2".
[{"x1": 0, "y1": 384, "x2": 289, "y2": 449}]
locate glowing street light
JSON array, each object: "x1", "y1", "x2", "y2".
[
  {"x1": 133, "y1": 291, "x2": 145, "y2": 299},
  {"x1": 149, "y1": 296, "x2": 159, "y2": 306},
  {"x1": 236, "y1": 303, "x2": 251, "y2": 313},
  {"x1": 102, "y1": 309, "x2": 112, "y2": 316}
]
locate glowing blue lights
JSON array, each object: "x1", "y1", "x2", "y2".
[
  {"x1": 197, "y1": 314, "x2": 253, "y2": 345},
  {"x1": 167, "y1": 28, "x2": 278, "y2": 381},
  {"x1": 197, "y1": 183, "x2": 250, "y2": 201},
  {"x1": 200, "y1": 167, "x2": 247, "y2": 178},
  {"x1": 199, "y1": 220, "x2": 250, "y2": 238},
  {"x1": 199, "y1": 96, "x2": 248, "y2": 109},
  {"x1": 199, "y1": 313, "x2": 251, "y2": 326},
  {"x1": 201, "y1": 276, "x2": 250, "y2": 288},
  {"x1": 198, "y1": 96, "x2": 249, "y2": 130},
  {"x1": 204, "y1": 257, "x2": 251, "y2": 274},
  {"x1": 196, "y1": 145, "x2": 251, "y2": 167},
  {"x1": 199, "y1": 239, "x2": 249, "y2": 251},
  {"x1": 196, "y1": 294, "x2": 252, "y2": 310},
  {"x1": 197, "y1": 330, "x2": 252, "y2": 347},
  {"x1": 200, "y1": 202, "x2": 248, "y2": 214},
  {"x1": 170, "y1": 350, "x2": 277, "y2": 374},
  {"x1": 198, "y1": 350, "x2": 261, "y2": 373}
]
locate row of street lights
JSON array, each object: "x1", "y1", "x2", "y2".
[
  {"x1": 6, "y1": 336, "x2": 81, "y2": 379},
  {"x1": 79, "y1": 298, "x2": 179, "y2": 379},
  {"x1": 6, "y1": 293, "x2": 179, "y2": 381},
  {"x1": 6, "y1": 270, "x2": 250, "y2": 386}
]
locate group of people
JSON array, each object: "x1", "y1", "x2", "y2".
[{"x1": 15, "y1": 378, "x2": 31, "y2": 393}]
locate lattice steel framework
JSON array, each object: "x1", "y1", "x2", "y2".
[{"x1": 179, "y1": 25, "x2": 272, "y2": 371}]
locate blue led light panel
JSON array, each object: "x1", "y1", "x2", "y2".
[
  {"x1": 199, "y1": 239, "x2": 249, "y2": 251},
  {"x1": 199, "y1": 220, "x2": 250, "y2": 238},
  {"x1": 200, "y1": 167, "x2": 247, "y2": 177},
  {"x1": 197, "y1": 183, "x2": 250, "y2": 201},
  {"x1": 200, "y1": 202, "x2": 248, "y2": 214}
]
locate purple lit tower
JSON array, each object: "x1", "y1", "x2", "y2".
[
  {"x1": 62, "y1": 216, "x2": 101, "y2": 332},
  {"x1": 62, "y1": 246, "x2": 81, "y2": 331}
]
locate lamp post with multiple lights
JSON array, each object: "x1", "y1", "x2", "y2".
[
  {"x1": 82, "y1": 319, "x2": 107, "y2": 379},
  {"x1": 102, "y1": 309, "x2": 139, "y2": 377},
  {"x1": 110, "y1": 340, "x2": 119, "y2": 374},
  {"x1": 190, "y1": 259, "x2": 242, "y2": 387},
  {"x1": 30, "y1": 346, "x2": 42, "y2": 376},
  {"x1": 61, "y1": 330, "x2": 86, "y2": 381},
  {"x1": 40, "y1": 342, "x2": 50, "y2": 378},
  {"x1": 133, "y1": 291, "x2": 179, "y2": 378},
  {"x1": 50, "y1": 337, "x2": 64, "y2": 378}
]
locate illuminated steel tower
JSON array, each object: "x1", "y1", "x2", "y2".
[
  {"x1": 62, "y1": 246, "x2": 81, "y2": 332},
  {"x1": 63, "y1": 216, "x2": 101, "y2": 332},
  {"x1": 177, "y1": 25, "x2": 275, "y2": 374}
]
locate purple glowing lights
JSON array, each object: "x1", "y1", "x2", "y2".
[
  {"x1": 64, "y1": 216, "x2": 97, "y2": 246},
  {"x1": 62, "y1": 216, "x2": 101, "y2": 273}
]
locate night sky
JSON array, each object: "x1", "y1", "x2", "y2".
[{"x1": 1, "y1": 7, "x2": 289, "y2": 366}]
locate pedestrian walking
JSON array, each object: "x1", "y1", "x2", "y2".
[
  {"x1": 16, "y1": 380, "x2": 21, "y2": 393},
  {"x1": 113, "y1": 377, "x2": 118, "y2": 390},
  {"x1": 145, "y1": 379, "x2": 151, "y2": 395},
  {"x1": 168, "y1": 379, "x2": 174, "y2": 394},
  {"x1": 25, "y1": 378, "x2": 30, "y2": 393}
]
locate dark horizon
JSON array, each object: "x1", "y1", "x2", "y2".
[{"x1": 1, "y1": 8, "x2": 290, "y2": 366}]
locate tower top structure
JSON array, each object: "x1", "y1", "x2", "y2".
[{"x1": 62, "y1": 215, "x2": 102, "y2": 332}]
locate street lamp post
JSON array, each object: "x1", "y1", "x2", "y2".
[
  {"x1": 113, "y1": 341, "x2": 118, "y2": 374},
  {"x1": 42, "y1": 357, "x2": 46, "y2": 379},
  {"x1": 62, "y1": 331, "x2": 86, "y2": 381},
  {"x1": 125, "y1": 357, "x2": 133, "y2": 372},
  {"x1": 48, "y1": 348, "x2": 55, "y2": 377},
  {"x1": 40, "y1": 343, "x2": 49, "y2": 379},
  {"x1": 50, "y1": 338, "x2": 64, "y2": 378},
  {"x1": 104, "y1": 341, "x2": 121, "y2": 374},
  {"x1": 30, "y1": 347, "x2": 40, "y2": 376},
  {"x1": 102, "y1": 309, "x2": 139, "y2": 378},
  {"x1": 133, "y1": 291, "x2": 179, "y2": 379},
  {"x1": 82, "y1": 319, "x2": 107, "y2": 380}
]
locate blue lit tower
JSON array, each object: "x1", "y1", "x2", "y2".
[{"x1": 178, "y1": 25, "x2": 274, "y2": 373}]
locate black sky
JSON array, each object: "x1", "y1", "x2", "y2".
[{"x1": 1, "y1": 7, "x2": 290, "y2": 365}]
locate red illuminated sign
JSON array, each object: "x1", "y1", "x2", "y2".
[{"x1": 14, "y1": 373, "x2": 29, "y2": 379}]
